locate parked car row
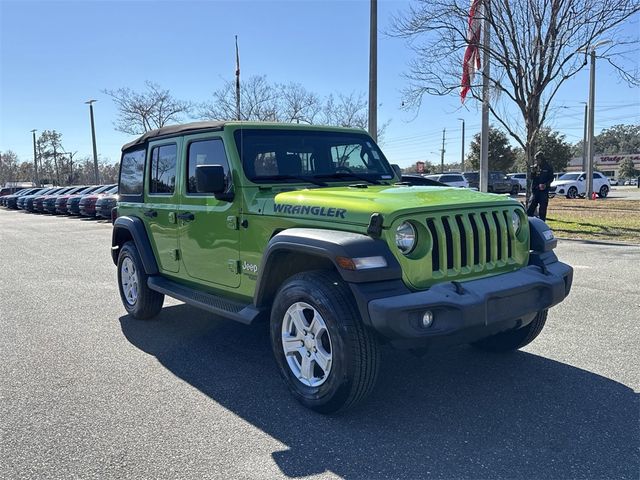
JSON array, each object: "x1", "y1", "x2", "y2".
[
  {"x1": 1, "y1": 184, "x2": 118, "y2": 219},
  {"x1": 399, "y1": 171, "x2": 521, "y2": 194}
]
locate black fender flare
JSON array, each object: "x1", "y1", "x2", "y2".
[
  {"x1": 528, "y1": 216, "x2": 557, "y2": 253},
  {"x1": 111, "y1": 216, "x2": 159, "y2": 275},
  {"x1": 253, "y1": 228, "x2": 402, "y2": 308}
]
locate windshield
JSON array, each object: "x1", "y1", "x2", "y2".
[
  {"x1": 91, "y1": 184, "x2": 116, "y2": 195},
  {"x1": 234, "y1": 129, "x2": 394, "y2": 184},
  {"x1": 559, "y1": 173, "x2": 581, "y2": 181},
  {"x1": 464, "y1": 173, "x2": 478, "y2": 181}
]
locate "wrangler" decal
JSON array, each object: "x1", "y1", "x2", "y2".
[{"x1": 274, "y1": 204, "x2": 347, "y2": 219}]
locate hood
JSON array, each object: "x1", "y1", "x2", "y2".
[
  {"x1": 551, "y1": 180, "x2": 575, "y2": 187},
  {"x1": 262, "y1": 185, "x2": 518, "y2": 226}
]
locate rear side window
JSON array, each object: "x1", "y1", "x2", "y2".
[
  {"x1": 149, "y1": 144, "x2": 177, "y2": 195},
  {"x1": 120, "y1": 149, "x2": 146, "y2": 195},
  {"x1": 441, "y1": 175, "x2": 461, "y2": 182},
  {"x1": 187, "y1": 139, "x2": 231, "y2": 193}
]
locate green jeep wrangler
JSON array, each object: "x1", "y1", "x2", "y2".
[{"x1": 112, "y1": 121, "x2": 573, "y2": 413}]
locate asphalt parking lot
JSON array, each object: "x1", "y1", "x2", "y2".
[{"x1": 1, "y1": 210, "x2": 638, "y2": 480}]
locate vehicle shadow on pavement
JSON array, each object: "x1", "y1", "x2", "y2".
[{"x1": 120, "y1": 304, "x2": 638, "y2": 479}]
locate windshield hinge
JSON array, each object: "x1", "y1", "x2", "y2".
[{"x1": 367, "y1": 213, "x2": 384, "y2": 238}]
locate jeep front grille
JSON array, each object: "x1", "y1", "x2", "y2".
[{"x1": 425, "y1": 209, "x2": 518, "y2": 277}]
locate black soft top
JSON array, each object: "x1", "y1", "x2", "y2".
[{"x1": 122, "y1": 121, "x2": 227, "y2": 151}]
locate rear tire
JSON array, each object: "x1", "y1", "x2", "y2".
[
  {"x1": 270, "y1": 270, "x2": 379, "y2": 414},
  {"x1": 471, "y1": 310, "x2": 548, "y2": 352},
  {"x1": 598, "y1": 185, "x2": 609, "y2": 198},
  {"x1": 117, "y1": 241, "x2": 164, "y2": 320}
]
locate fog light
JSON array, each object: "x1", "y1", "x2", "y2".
[{"x1": 422, "y1": 311, "x2": 433, "y2": 328}]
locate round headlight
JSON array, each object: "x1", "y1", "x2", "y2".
[
  {"x1": 395, "y1": 222, "x2": 417, "y2": 254},
  {"x1": 511, "y1": 211, "x2": 522, "y2": 234}
]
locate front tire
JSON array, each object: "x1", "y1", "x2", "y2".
[
  {"x1": 567, "y1": 186, "x2": 578, "y2": 199},
  {"x1": 117, "y1": 241, "x2": 164, "y2": 320},
  {"x1": 270, "y1": 271, "x2": 379, "y2": 414},
  {"x1": 472, "y1": 310, "x2": 548, "y2": 352}
]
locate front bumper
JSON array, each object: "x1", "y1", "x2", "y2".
[
  {"x1": 353, "y1": 259, "x2": 573, "y2": 349},
  {"x1": 79, "y1": 204, "x2": 96, "y2": 216},
  {"x1": 96, "y1": 203, "x2": 115, "y2": 218}
]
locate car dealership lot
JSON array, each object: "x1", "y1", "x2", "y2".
[{"x1": 1, "y1": 210, "x2": 638, "y2": 480}]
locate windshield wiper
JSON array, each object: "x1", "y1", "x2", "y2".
[
  {"x1": 319, "y1": 172, "x2": 381, "y2": 185},
  {"x1": 257, "y1": 175, "x2": 328, "y2": 187}
]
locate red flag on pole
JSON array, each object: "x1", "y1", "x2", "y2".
[{"x1": 461, "y1": 0, "x2": 483, "y2": 103}]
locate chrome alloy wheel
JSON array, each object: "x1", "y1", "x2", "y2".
[
  {"x1": 120, "y1": 257, "x2": 139, "y2": 306},
  {"x1": 281, "y1": 302, "x2": 333, "y2": 387}
]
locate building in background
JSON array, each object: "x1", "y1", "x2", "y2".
[{"x1": 566, "y1": 154, "x2": 640, "y2": 179}]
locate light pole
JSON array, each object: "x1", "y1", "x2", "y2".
[
  {"x1": 581, "y1": 102, "x2": 588, "y2": 171},
  {"x1": 440, "y1": 129, "x2": 446, "y2": 173},
  {"x1": 85, "y1": 99, "x2": 99, "y2": 184},
  {"x1": 457, "y1": 118, "x2": 465, "y2": 172},
  {"x1": 368, "y1": 0, "x2": 377, "y2": 142},
  {"x1": 30, "y1": 129, "x2": 39, "y2": 185},
  {"x1": 580, "y1": 40, "x2": 610, "y2": 200}
]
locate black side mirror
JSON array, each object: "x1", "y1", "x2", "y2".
[
  {"x1": 196, "y1": 165, "x2": 226, "y2": 195},
  {"x1": 391, "y1": 164, "x2": 402, "y2": 179}
]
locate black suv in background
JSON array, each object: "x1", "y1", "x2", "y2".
[
  {"x1": 3, "y1": 188, "x2": 43, "y2": 209},
  {"x1": 68, "y1": 184, "x2": 114, "y2": 215},
  {"x1": 55, "y1": 185, "x2": 97, "y2": 214},
  {"x1": 43, "y1": 186, "x2": 87, "y2": 214},
  {"x1": 464, "y1": 171, "x2": 520, "y2": 195},
  {"x1": 21, "y1": 187, "x2": 57, "y2": 211}
]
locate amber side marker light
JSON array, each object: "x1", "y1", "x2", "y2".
[{"x1": 336, "y1": 256, "x2": 387, "y2": 270}]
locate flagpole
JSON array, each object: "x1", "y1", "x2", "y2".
[
  {"x1": 479, "y1": 0, "x2": 490, "y2": 193},
  {"x1": 235, "y1": 35, "x2": 241, "y2": 121}
]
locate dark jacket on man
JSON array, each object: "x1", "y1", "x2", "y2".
[{"x1": 532, "y1": 161, "x2": 554, "y2": 192}]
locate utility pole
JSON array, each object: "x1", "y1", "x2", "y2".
[
  {"x1": 85, "y1": 99, "x2": 100, "y2": 184},
  {"x1": 479, "y1": 2, "x2": 491, "y2": 193},
  {"x1": 582, "y1": 102, "x2": 588, "y2": 171},
  {"x1": 440, "y1": 129, "x2": 446, "y2": 173},
  {"x1": 368, "y1": 0, "x2": 377, "y2": 142},
  {"x1": 457, "y1": 118, "x2": 465, "y2": 172},
  {"x1": 586, "y1": 50, "x2": 596, "y2": 200},
  {"x1": 31, "y1": 129, "x2": 39, "y2": 186},
  {"x1": 582, "y1": 40, "x2": 610, "y2": 200}
]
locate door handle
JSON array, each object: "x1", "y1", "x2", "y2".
[
  {"x1": 144, "y1": 209, "x2": 157, "y2": 218},
  {"x1": 177, "y1": 212, "x2": 195, "y2": 221}
]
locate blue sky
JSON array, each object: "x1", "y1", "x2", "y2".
[{"x1": 1, "y1": 0, "x2": 639, "y2": 169}]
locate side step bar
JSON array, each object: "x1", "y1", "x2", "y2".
[{"x1": 147, "y1": 276, "x2": 264, "y2": 325}]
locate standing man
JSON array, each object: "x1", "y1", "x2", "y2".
[{"x1": 527, "y1": 152, "x2": 554, "y2": 221}]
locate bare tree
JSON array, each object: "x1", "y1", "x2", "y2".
[
  {"x1": 392, "y1": 0, "x2": 640, "y2": 196},
  {"x1": 0, "y1": 150, "x2": 20, "y2": 185},
  {"x1": 201, "y1": 75, "x2": 280, "y2": 121},
  {"x1": 103, "y1": 81, "x2": 194, "y2": 135},
  {"x1": 323, "y1": 92, "x2": 369, "y2": 129},
  {"x1": 201, "y1": 76, "x2": 388, "y2": 137},
  {"x1": 277, "y1": 82, "x2": 322, "y2": 124}
]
